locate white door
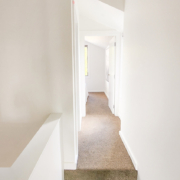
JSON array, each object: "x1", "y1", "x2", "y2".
[{"x1": 108, "y1": 39, "x2": 116, "y2": 114}]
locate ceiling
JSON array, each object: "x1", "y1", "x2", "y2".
[
  {"x1": 85, "y1": 36, "x2": 113, "y2": 49},
  {"x1": 76, "y1": 0, "x2": 124, "y2": 32},
  {"x1": 79, "y1": 16, "x2": 114, "y2": 31}
]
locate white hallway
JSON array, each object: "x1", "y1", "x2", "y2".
[{"x1": 0, "y1": 0, "x2": 180, "y2": 180}]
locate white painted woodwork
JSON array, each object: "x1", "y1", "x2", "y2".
[
  {"x1": 105, "y1": 48, "x2": 110, "y2": 98},
  {"x1": 108, "y1": 38, "x2": 116, "y2": 114}
]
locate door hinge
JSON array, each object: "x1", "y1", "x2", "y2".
[
  {"x1": 113, "y1": 105, "x2": 115, "y2": 109},
  {"x1": 114, "y1": 42, "x2": 116, "y2": 46}
]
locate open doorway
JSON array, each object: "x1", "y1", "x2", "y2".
[
  {"x1": 77, "y1": 31, "x2": 122, "y2": 131},
  {"x1": 84, "y1": 36, "x2": 116, "y2": 114}
]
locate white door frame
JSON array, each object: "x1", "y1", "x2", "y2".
[
  {"x1": 71, "y1": 3, "x2": 80, "y2": 168},
  {"x1": 78, "y1": 30, "x2": 122, "y2": 130},
  {"x1": 108, "y1": 37, "x2": 116, "y2": 114}
]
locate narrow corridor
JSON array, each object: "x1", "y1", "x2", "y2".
[
  {"x1": 78, "y1": 92, "x2": 134, "y2": 170},
  {"x1": 65, "y1": 93, "x2": 137, "y2": 180}
]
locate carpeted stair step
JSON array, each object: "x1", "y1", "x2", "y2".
[{"x1": 65, "y1": 169, "x2": 137, "y2": 180}]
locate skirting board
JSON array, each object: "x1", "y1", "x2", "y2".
[
  {"x1": 64, "y1": 155, "x2": 78, "y2": 170},
  {"x1": 119, "y1": 131, "x2": 138, "y2": 170},
  {"x1": 105, "y1": 92, "x2": 109, "y2": 99}
]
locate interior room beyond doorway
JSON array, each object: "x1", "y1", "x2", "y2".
[{"x1": 84, "y1": 36, "x2": 116, "y2": 114}]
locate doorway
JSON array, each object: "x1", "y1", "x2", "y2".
[
  {"x1": 83, "y1": 36, "x2": 116, "y2": 115},
  {"x1": 77, "y1": 31, "x2": 122, "y2": 130}
]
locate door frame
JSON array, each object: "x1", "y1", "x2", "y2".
[
  {"x1": 108, "y1": 37, "x2": 116, "y2": 114},
  {"x1": 77, "y1": 30, "x2": 122, "y2": 130}
]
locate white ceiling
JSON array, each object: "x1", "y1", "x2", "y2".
[
  {"x1": 76, "y1": 0, "x2": 124, "y2": 32},
  {"x1": 85, "y1": 36, "x2": 113, "y2": 49},
  {"x1": 79, "y1": 16, "x2": 114, "y2": 31}
]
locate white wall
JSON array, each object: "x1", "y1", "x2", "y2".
[
  {"x1": 0, "y1": 0, "x2": 51, "y2": 124},
  {"x1": 28, "y1": 117, "x2": 63, "y2": 180},
  {"x1": 0, "y1": 169, "x2": 14, "y2": 180},
  {"x1": 0, "y1": 114, "x2": 63, "y2": 180},
  {"x1": 121, "y1": 0, "x2": 180, "y2": 180},
  {"x1": 0, "y1": 0, "x2": 76, "y2": 168},
  {"x1": 85, "y1": 41, "x2": 105, "y2": 92},
  {"x1": 11, "y1": 114, "x2": 63, "y2": 180},
  {"x1": 85, "y1": 36, "x2": 113, "y2": 49}
]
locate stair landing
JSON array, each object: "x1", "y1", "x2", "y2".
[{"x1": 65, "y1": 93, "x2": 137, "y2": 180}]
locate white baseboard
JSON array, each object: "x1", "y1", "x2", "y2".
[
  {"x1": 76, "y1": 154, "x2": 78, "y2": 164},
  {"x1": 64, "y1": 154, "x2": 78, "y2": 170},
  {"x1": 86, "y1": 93, "x2": 89, "y2": 103},
  {"x1": 118, "y1": 114, "x2": 121, "y2": 120},
  {"x1": 119, "y1": 131, "x2": 138, "y2": 170},
  {"x1": 82, "y1": 112, "x2": 86, "y2": 117},
  {"x1": 104, "y1": 91, "x2": 109, "y2": 99}
]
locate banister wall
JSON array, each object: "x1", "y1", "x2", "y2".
[{"x1": 0, "y1": 114, "x2": 63, "y2": 180}]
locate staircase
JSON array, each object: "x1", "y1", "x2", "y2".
[
  {"x1": 65, "y1": 170, "x2": 137, "y2": 180},
  {"x1": 65, "y1": 93, "x2": 137, "y2": 180}
]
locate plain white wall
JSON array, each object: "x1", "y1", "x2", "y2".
[
  {"x1": 0, "y1": 0, "x2": 51, "y2": 124},
  {"x1": 85, "y1": 41, "x2": 105, "y2": 92},
  {"x1": 0, "y1": 0, "x2": 76, "y2": 168},
  {"x1": 121, "y1": 0, "x2": 180, "y2": 180}
]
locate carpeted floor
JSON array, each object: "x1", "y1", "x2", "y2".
[
  {"x1": 78, "y1": 92, "x2": 135, "y2": 170},
  {"x1": 65, "y1": 92, "x2": 137, "y2": 180}
]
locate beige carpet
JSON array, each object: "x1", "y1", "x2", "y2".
[{"x1": 65, "y1": 92, "x2": 137, "y2": 180}]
